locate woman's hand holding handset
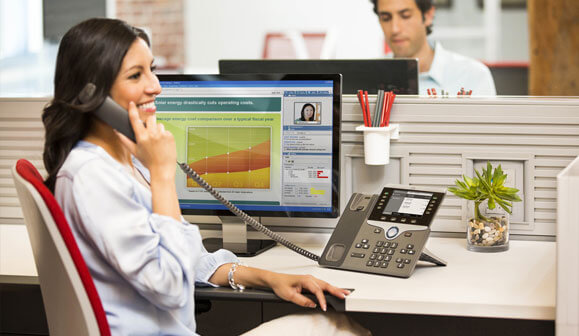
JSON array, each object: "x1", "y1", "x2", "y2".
[
  {"x1": 116, "y1": 102, "x2": 176, "y2": 174},
  {"x1": 116, "y1": 101, "x2": 181, "y2": 221}
]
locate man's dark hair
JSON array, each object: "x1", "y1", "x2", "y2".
[{"x1": 370, "y1": 0, "x2": 434, "y2": 35}]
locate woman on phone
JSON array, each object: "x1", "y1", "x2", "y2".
[{"x1": 42, "y1": 18, "x2": 369, "y2": 335}]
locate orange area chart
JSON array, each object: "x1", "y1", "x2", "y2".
[{"x1": 186, "y1": 127, "x2": 271, "y2": 189}]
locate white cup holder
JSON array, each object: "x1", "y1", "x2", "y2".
[{"x1": 356, "y1": 124, "x2": 400, "y2": 165}]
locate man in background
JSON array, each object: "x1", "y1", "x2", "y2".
[{"x1": 370, "y1": 0, "x2": 496, "y2": 96}]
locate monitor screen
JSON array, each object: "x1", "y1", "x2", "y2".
[
  {"x1": 155, "y1": 74, "x2": 341, "y2": 218},
  {"x1": 219, "y1": 59, "x2": 419, "y2": 95}
]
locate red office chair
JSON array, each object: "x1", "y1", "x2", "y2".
[{"x1": 11, "y1": 159, "x2": 111, "y2": 336}]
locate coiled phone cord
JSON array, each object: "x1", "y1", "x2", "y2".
[{"x1": 178, "y1": 162, "x2": 321, "y2": 262}]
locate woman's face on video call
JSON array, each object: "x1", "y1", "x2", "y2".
[
  {"x1": 304, "y1": 105, "x2": 314, "y2": 119},
  {"x1": 110, "y1": 37, "x2": 161, "y2": 122}
]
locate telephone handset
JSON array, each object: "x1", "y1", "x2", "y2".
[
  {"x1": 79, "y1": 83, "x2": 447, "y2": 278},
  {"x1": 78, "y1": 84, "x2": 136, "y2": 142}
]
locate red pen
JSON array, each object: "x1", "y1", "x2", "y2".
[
  {"x1": 364, "y1": 90, "x2": 370, "y2": 126},
  {"x1": 357, "y1": 90, "x2": 369, "y2": 126},
  {"x1": 382, "y1": 92, "x2": 390, "y2": 126},
  {"x1": 379, "y1": 91, "x2": 389, "y2": 127},
  {"x1": 384, "y1": 92, "x2": 395, "y2": 126}
]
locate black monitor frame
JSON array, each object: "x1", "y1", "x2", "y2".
[
  {"x1": 219, "y1": 59, "x2": 419, "y2": 95},
  {"x1": 156, "y1": 73, "x2": 342, "y2": 219}
]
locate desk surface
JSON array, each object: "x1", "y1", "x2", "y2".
[
  {"x1": 0, "y1": 224, "x2": 555, "y2": 320},
  {"x1": 239, "y1": 237, "x2": 556, "y2": 320}
]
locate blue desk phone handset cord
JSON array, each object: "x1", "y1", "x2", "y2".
[{"x1": 79, "y1": 83, "x2": 320, "y2": 262}]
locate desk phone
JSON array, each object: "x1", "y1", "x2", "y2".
[{"x1": 319, "y1": 186, "x2": 447, "y2": 278}]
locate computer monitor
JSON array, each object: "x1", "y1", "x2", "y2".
[
  {"x1": 487, "y1": 63, "x2": 529, "y2": 95},
  {"x1": 156, "y1": 74, "x2": 341, "y2": 255},
  {"x1": 219, "y1": 59, "x2": 419, "y2": 95}
]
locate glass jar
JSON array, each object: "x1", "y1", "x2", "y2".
[{"x1": 467, "y1": 203, "x2": 509, "y2": 252}]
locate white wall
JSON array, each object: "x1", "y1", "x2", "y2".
[
  {"x1": 183, "y1": 0, "x2": 384, "y2": 73},
  {"x1": 434, "y1": 1, "x2": 529, "y2": 62},
  {"x1": 183, "y1": 0, "x2": 529, "y2": 73}
]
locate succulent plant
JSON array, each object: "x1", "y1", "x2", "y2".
[{"x1": 448, "y1": 162, "x2": 522, "y2": 221}]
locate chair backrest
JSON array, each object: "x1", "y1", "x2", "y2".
[{"x1": 11, "y1": 159, "x2": 110, "y2": 336}]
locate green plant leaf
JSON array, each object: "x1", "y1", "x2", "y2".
[
  {"x1": 494, "y1": 174, "x2": 507, "y2": 188},
  {"x1": 464, "y1": 175, "x2": 475, "y2": 187},
  {"x1": 487, "y1": 197, "x2": 496, "y2": 209},
  {"x1": 493, "y1": 164, "x2": 504, "y2": 181},
  {"x1": 495, "y1": 198, "x2": 512, "y2": 208},
  {"x1": 485, "y1": 161, "x2": 493, "y2": 186},
  {"x1": 495, "y1": 192, "x2": 522, "y2": 202},
  {"x1": 476, "y1": 170, "x2": 492, "y2": 192},
  {"x1": 455, "y1": 179, "x2": 468, "y2": 190},
  {"x1": 496, "y1": 199, "x2": 513, "y2": 214},
  {"x1": 503, "y1": 187, "x2": 521, "y2": 194}
]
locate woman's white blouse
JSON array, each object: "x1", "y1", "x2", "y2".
[{"x1": 55, "y1": 141, "x2": 238, "y2": 335}]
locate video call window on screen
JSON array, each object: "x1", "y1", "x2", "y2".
[
  {"x1": 154, "y1": 75, "x2": 340, "y2": 218},
  {"x1": 294, "y1": 102, "x2": 322, "y2": 124}
]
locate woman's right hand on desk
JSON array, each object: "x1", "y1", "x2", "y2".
[
  {"x1": 210, "y1": 265, "x2": 351, "y2": 312},
  {"x1": 266, "y1": 272, "x2": 351, "y2": 311}
]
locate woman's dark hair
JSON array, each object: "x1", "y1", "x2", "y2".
[
  {"x1": 42, "y1": 18, "x2": 149, "y2": 191},
  {"x1": 300, "y1": 103, "x2": 316, "y2": 121},
  {"x1": 369, "y1": 0, "x2": 434, "y2": 35}
]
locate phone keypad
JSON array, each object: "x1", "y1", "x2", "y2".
[
  {"x1": 354, "y1": 237, "x2": 419, "y2": 271},
  {"x1": 350, "y1": 226, "x2": 423, "y2": 277}
]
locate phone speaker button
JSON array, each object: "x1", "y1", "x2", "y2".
[{"x1": 325, "y1": 243, "x2": 346, "y2": 262}]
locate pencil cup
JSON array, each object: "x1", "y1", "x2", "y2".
[{"x1": 356, "y1": 124, "x2": 400, "y2": 165}]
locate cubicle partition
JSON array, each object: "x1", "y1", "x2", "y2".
[{"x1": 556, "y1": 156, "x2": 579, "y2": 335}]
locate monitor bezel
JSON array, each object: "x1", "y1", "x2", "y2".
[
  {"x1": 156, "y1": 73, "x2": 342, "y2": 218},
  {"x1": 218, "y1": 59, "x2": 419, "y2": 95}
]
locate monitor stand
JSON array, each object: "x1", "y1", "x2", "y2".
[{"x1": 202, "y1": 216, "x2": 277, "y2": 257}]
